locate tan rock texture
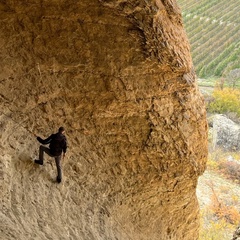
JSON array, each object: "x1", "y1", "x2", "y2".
[{"x1": 0, "y1": 0, "x2": 208, "y2": 239}]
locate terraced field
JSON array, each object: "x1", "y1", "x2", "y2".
[{"x1": 177, "y1": 0, "x2": 240, "y2": 78}]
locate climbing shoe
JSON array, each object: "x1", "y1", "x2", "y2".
[
  {"x1": 56, "y1": 177, "x2": 62, "y2": 183},
  {"x1": 34, "y1": 159, "x2": 43, "y2": 165}
]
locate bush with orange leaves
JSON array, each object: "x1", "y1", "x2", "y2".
[
  {"x1": 208, "y1": 181, "x2": 240, "y2": 225},
  {"x1": 218, "y1": 160, "x2": 240, "y2": 184}
]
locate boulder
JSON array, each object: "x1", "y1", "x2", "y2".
[{"x1": 213, "y1": 114, "x2": 240, "y2": 151}]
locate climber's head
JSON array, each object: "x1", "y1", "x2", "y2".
[{"x1": 58, "y1": 127, "x2": 65, "y2": 134}]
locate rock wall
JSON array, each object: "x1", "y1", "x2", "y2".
[{"x1": 0, "y1": 1, "x2": 208, "y2": 239}]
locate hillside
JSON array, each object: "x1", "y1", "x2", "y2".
[{"x1": 177, "y1": 0, "x2": 240, "y2": 78}]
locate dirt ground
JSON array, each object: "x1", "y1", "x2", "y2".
[
  {"x1": 197, "y1": 169, "x2": 240, "y2": 239},
  {"x1": 197, "y1": 170, "x2": 240, "y2": 210}
]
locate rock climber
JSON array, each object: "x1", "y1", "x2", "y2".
[{"x1": 35, "y1": 127, "x2": 67, "y2": 183}]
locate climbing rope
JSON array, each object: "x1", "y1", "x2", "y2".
[{"x1": 0, "y1": 110, "x2": 36, "y2": 137}]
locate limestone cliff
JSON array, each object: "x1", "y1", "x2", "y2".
[{"x1": 0, "y1": 0, "x2": 208, "y2": 239}]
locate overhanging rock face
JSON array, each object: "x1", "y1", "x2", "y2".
[{"x1": 0, "y1": 1, "x2": 208, "y2": 239}]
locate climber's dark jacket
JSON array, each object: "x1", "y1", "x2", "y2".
[{"x1": 37, "y1": 132, "x2": 67, "y2": 156}]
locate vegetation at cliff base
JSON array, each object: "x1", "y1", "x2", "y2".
[{"x1": 208, "y1": 88, "x2": 240, "y2": 117}]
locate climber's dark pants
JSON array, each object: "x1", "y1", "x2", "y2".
[{"x1": 39, "y1": 145, "x2": 62, "y2": 179}]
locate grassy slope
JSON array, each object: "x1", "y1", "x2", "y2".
[{"x1": 177, "y1": 0, "x2": 240, "y2": 78}]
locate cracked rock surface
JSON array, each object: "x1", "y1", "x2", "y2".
[{"x1": 0, "y1": 1, "x2": 208, "y2": 239}]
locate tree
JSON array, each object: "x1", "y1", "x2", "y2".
[{"x1": 227, "y1": 69, "x2": 240, "y2": 89}]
